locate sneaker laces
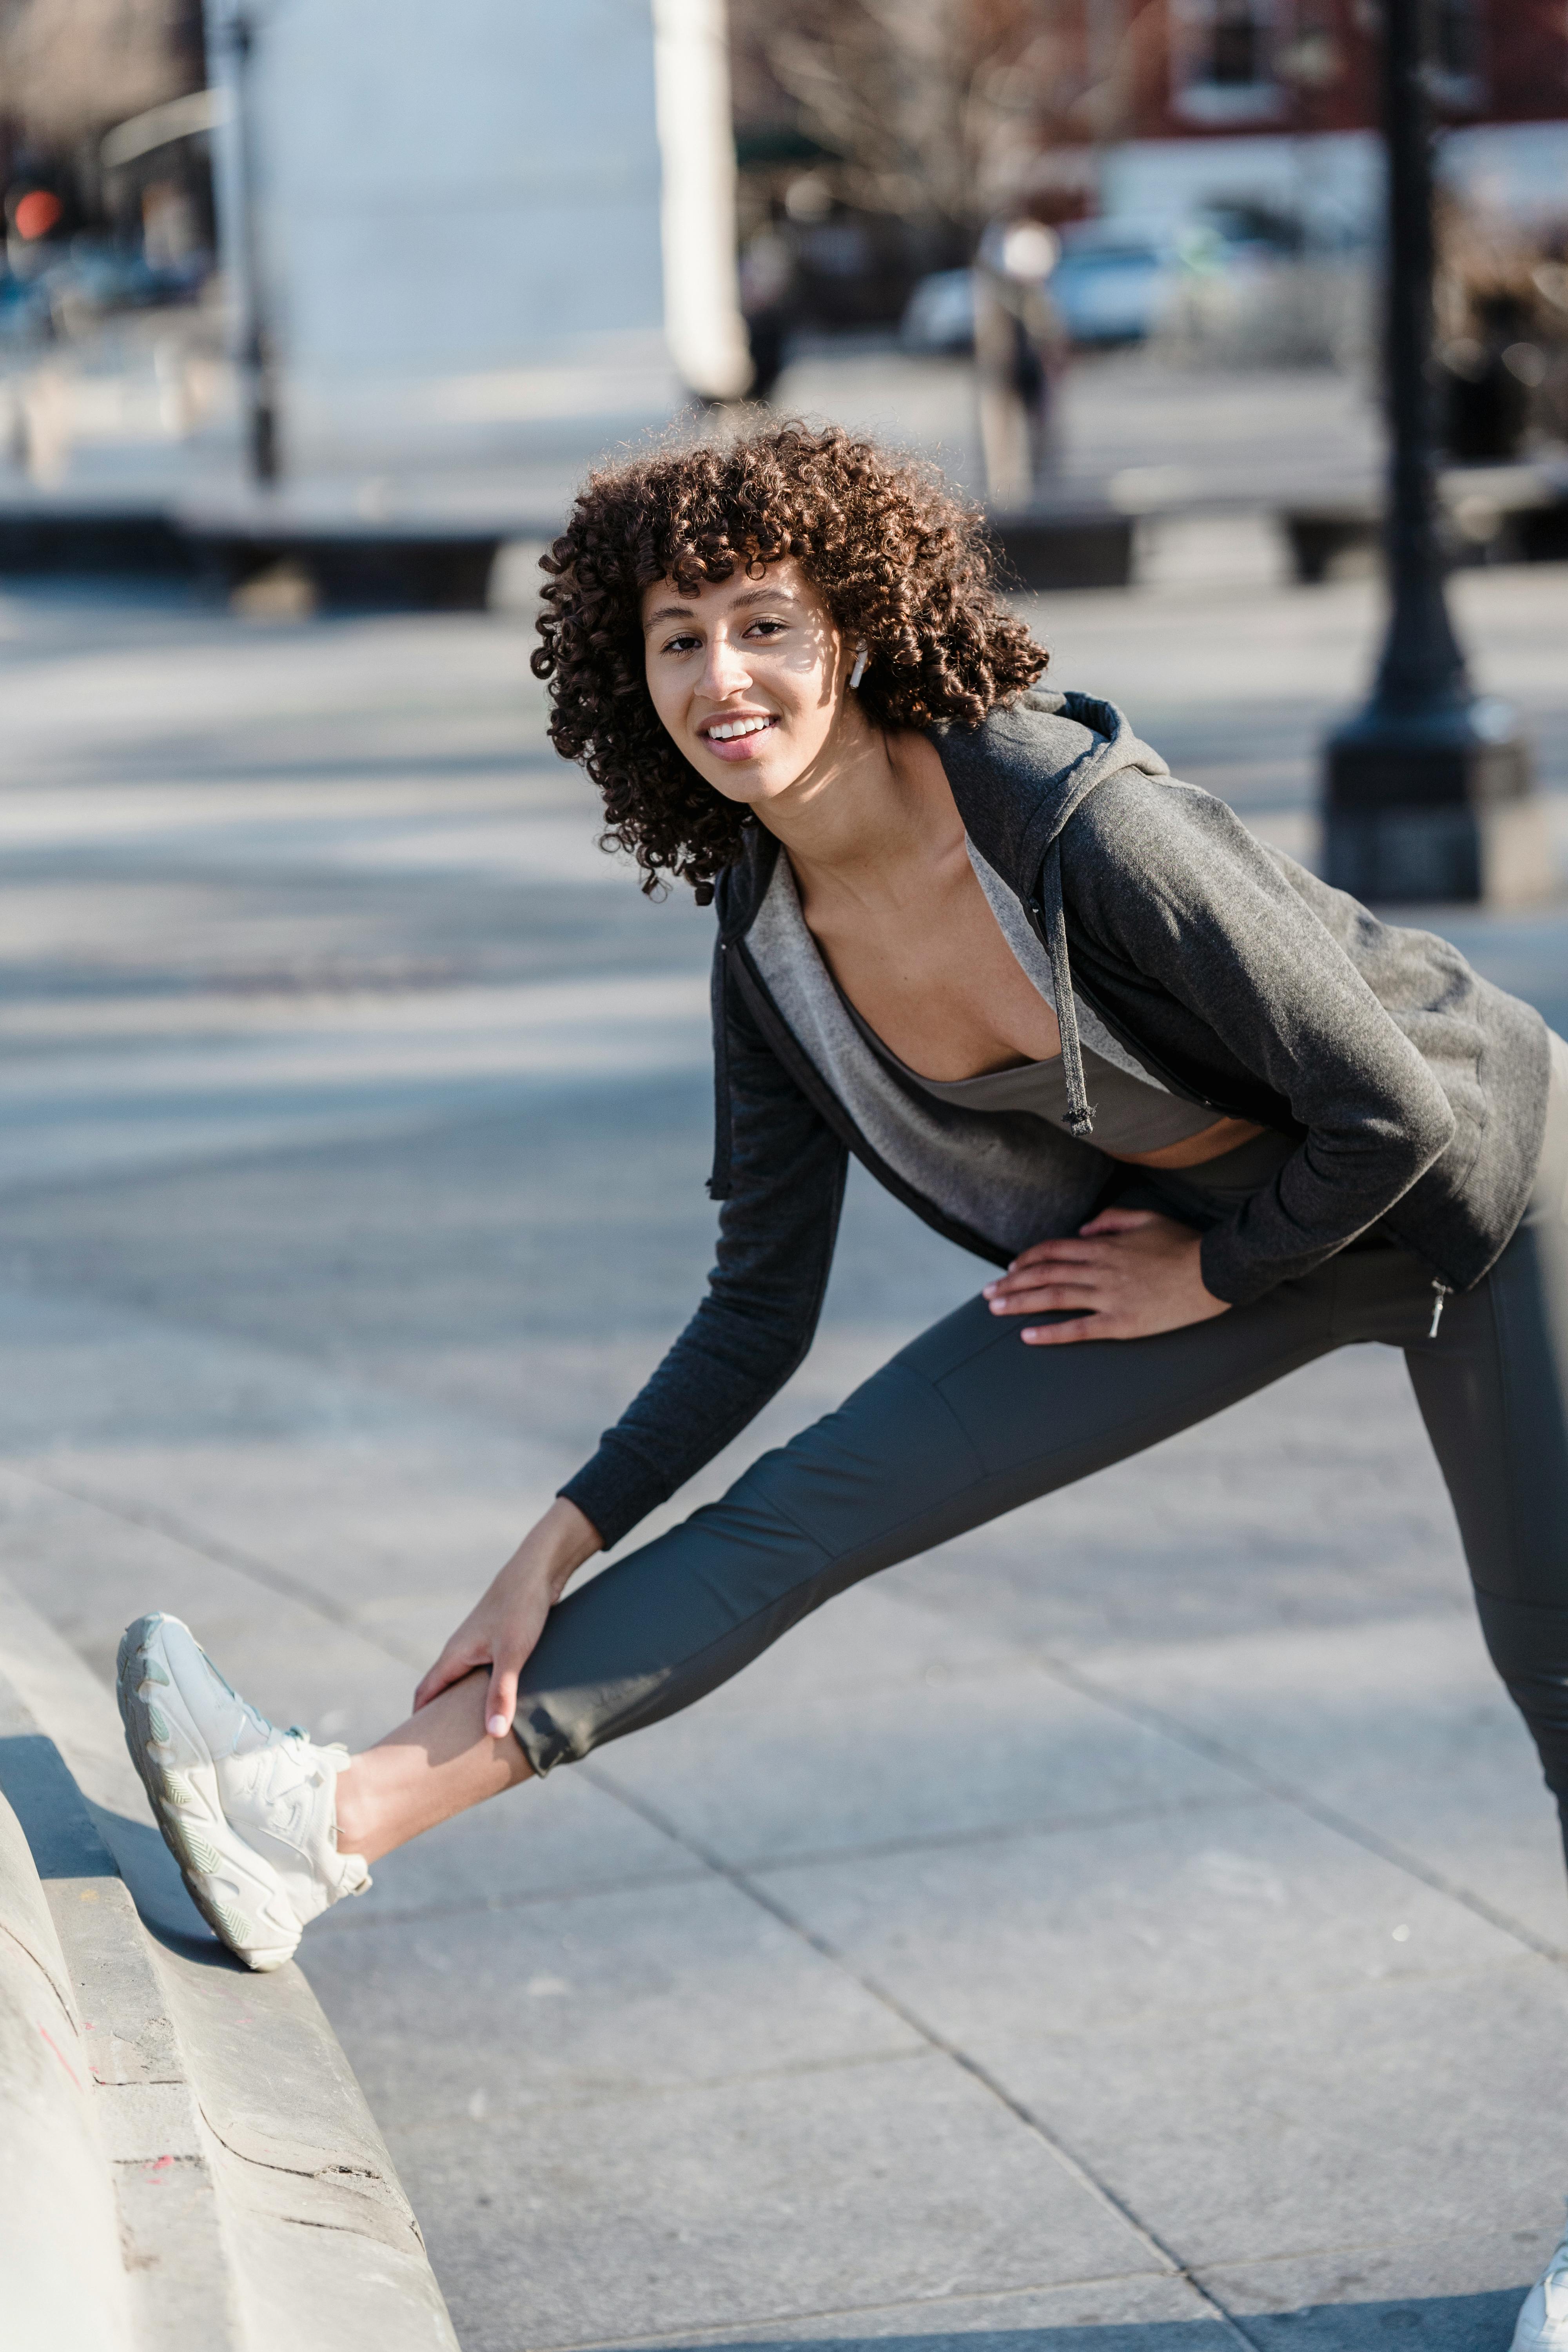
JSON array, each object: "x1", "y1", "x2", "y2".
[
  {"x1": 197, "y1": 1643, "x2": 281, "y2": 1749},
  {"x1": 291, "y1": 1732, "x2": 353, "y2": 1792}
]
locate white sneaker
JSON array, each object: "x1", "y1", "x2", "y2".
[
  {"x1": 116, "y1": 1612, "x2": 370, "y2": 1972},
  {"x1": 1515, "y1": 2209, "x2": 1568, "y2": 2350}
]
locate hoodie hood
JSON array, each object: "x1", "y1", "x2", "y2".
[
  {"x1": 716, "y1": 691, "x2": 1167, "y2": 943},
  {"x1": 709, "y1": 691, "x2": 1172, "y2": 1180},
  {"x1": 933, "y1": 690, "x2": 1171, "y2": 887}
]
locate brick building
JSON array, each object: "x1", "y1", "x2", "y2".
[
  {"x1": 733, "y1": 0, "x2": 1568, "y2": 315},
  {"x1": 1090, "y1": 0, "x2": 1568, "y2": 232},
  {"x1": 1125, "y1": 0, "x2": 1561, "y2": 141}
]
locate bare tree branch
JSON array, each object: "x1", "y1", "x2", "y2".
[
  {"x1": 0, "y1": 0, "x2": 201, "y2": 149},
  {"x1": 733, "y1": 0, "x2": 1078, "y2": 238}
]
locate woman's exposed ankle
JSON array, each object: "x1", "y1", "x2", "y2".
[
  {"x1": 331, "y1": 1759, "x2": 377, "y2": 1861},
  {"x1": 325, "y1": 1695, "x2": 534, "y2": 1869}
]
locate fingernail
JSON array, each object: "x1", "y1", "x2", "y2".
[{"x1": 487, "y1": 1714, "x2": 509, "y2": 1739}]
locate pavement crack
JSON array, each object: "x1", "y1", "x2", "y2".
[
  {"x1": 735, "y1": 1786, "x2": 1266, "y2": 1879},
  {"x1": 11, "y1": 1463, "x2": 412, "y2": 1653},
  {"x1": 310, "y1": 1858, "x2": 717, "y2": 1935}
]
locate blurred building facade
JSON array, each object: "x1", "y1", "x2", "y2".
[
  {"x1": 1100, "y1": 0, "x2": 1568, "y2": 234},
  {"x1": 732, "y1": 0, "x2": 1568, "y2": 332},
  {"x1": 0, "y1": 0, "x2": 211, "y2": 296},
  {"x1": 1125, "y1": 0, "x2": 1559, "y2": 140},
  {"x1": 0, "y1": 0, "x2": 203, "y2": 158}
]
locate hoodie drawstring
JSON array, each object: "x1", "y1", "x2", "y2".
[
  {"x1": 1031, "y1": 840, "x2": 1094, "y2": 1140},
  {"x1": 707, "y1": 940, "x2": 735, "y2": 1199}
]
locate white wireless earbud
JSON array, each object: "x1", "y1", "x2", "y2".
[{"x1": 848, "y1": 643, "x2": 868, "y2": 691}]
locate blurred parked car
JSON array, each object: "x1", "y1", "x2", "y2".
[
  {"x1": 0, "y1": 238, "x2": 209, "y2": 347},
  {"x1": 1047, "y1": 222, "x2": 1184, "y2": 346},
  {"x1": 899, "y1": 265, "x2": 975, "y2": 355},
  {"x1": 900, "y1": 206, "x2": 1305, "y2": 356},
  {"x1": 0, "y1": 272, "x2": 53, "y2": 342}
]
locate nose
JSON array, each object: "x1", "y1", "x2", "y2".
[{"x1": 699, "y1": 627, "x2": 750, "y2": 701}]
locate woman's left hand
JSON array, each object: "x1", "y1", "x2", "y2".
[{"x1": 982, "y1": 1208, "x2": 1231, "y2": 1345}]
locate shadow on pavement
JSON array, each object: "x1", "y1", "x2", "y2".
[
  {"x1": 1231, "y1": 2287, "x2": 1524, "y2": 2343},
  {"x1": 82, "y1": 1792, "x2": 234, "y2": 1962},
  {"x1": 0, "y1": 1730, "x2": 119, "y2": 1879},
  {"x1": 0, "y1": 1728, "x2": 234, "y2": 1962},
  {"x1": 636, "y1": 2298, "x2": 1526, "y2": 2349}
]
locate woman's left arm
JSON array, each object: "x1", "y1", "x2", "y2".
[{"x1": 1053, "y1": 777, "x2": 1458, "y2": 1310}]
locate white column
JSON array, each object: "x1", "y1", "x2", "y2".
[{"x1": 652, "y1": 0, "x2": 751, "y2": 401}]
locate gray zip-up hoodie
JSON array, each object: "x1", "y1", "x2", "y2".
[{"x1": 562, "y1": 690, "x2": 1549, "y2": 1550}]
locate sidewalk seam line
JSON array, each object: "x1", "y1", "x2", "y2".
[
  {"x1": 578, "y1": 1756, "x2": 1262, "y2": 2351},
  {"x1": 527, "y1": 2262, "x2": 1212, "y2": 2352},
  {"x1": 10, "y1": 1464, "x2": 409, "y2": 1648},
  {"x1": 1029, "y1": 1649, "x2": 1568, "y2": 1965}
]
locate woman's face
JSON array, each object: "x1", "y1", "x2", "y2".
[{"x1": 640, "y1": 557, "x2": 858, "y2": 811}]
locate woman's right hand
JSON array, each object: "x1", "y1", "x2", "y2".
[{"x1": 412, "y1": 1496, "x2": 601, "y2": 1738}]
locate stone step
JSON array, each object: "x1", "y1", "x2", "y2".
[{"x1": 0, "y1": 1575, "x2": 459, "y2": 2352}]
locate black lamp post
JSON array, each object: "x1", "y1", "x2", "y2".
[
  {"x1": 1322, "y1": 0, "x2": 1536, "y2": 902},
  {"x1": 229, "y1": 8, "x2": 280, "y2": 486}
]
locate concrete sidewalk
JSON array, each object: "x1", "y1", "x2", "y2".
[{"x1": 1, "y1": 551, "x2": 1567, "y2": 2348}]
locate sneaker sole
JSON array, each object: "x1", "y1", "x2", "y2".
[{"x1": 116, "y1": 1614, "x2": 299, "y2": 1973}]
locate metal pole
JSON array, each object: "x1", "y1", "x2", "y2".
[
  {"x1": 1375, "y1": 0, "x2": 1464, "y2": 715},
  {"x1": 229, "y1": 10, "x2": 279, "y2": 485},
  {"x1": 1321, "y1": 0, "x2": 1534, "y2": 902}
]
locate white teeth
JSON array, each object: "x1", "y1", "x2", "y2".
[{"x1": 706, "y1": 717, "x2": 773, "y2": 742}]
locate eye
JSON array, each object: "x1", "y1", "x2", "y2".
[
  {"x1": 662, "y1": 632, "x2": 701, "y2": 655},
  {"x1": 746, "y1": 619, "x2": 786, "y2": 638}
]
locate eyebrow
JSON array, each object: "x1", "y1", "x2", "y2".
[{"x1": 642, "y1": 584, "x2": 798, "y2": 633}]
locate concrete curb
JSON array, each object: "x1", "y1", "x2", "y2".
[
  {"x1": 0, "y1": 1575, "x2": 459, "y2": 2352},
  {"x1": 0, "y1": 1781, "x2": 136, "y2": 2350},
  {"x1": 0, "y1": 492, "x2": 508, "y2": 610}
]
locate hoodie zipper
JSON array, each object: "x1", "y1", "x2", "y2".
[
  {"x1": 1428, "y1": 1280, "x2": 1451, "y2": 1339},
  {"x1": 707, "y1": 938, "x2": 735, "y2": 1199}
]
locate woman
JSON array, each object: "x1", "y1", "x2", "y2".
[{"x1": 117, "y1": 424, "x2": 1568, "y2": 2345}]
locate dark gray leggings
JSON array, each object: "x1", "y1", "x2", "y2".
[{"x1": 515, "y1": 1037, "x2": 1568, "y2": 1853}]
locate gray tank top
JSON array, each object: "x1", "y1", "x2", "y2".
[{"x1": 833, "y1": 984, "x2": 1228, "y2": 1159}]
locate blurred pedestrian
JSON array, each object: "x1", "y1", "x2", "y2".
[
  {"x1": 974, "y1": 217, "x2": 1067, "y2": 506},
  {"x1": 116, "y1": 423, "x2": 1568, "y2": 2350},
  {"x1": 1436, "y1": 193, "x2": 1559, "y2": 464},
  {"x1": 738, "y1": 217, "x2": 797, "y2": 405}
]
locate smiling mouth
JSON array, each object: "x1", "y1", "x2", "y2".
[{"x1": 702, "y1": 715, "x2": 777, "y2": 743}]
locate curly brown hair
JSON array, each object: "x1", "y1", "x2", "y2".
[{"x1": 530, "y1": 421, "x2": 1047, "y2": 902}]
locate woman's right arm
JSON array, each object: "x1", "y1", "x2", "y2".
[
  {"x1": 413, "y1": 967, "x2": 848, "y2": 1732},
  {"x1": 412, "y1": 1494, "x2": 603, "y2": 1735},
  {"x1": 560, "y1": 965, "x2": 849, "y2": 1543}
]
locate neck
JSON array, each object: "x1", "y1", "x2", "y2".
[{"x1": 757, "y1": 713, "x2": 957, "y2": 903}]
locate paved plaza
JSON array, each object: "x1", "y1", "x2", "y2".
[{"x1": 2, "y1": 537, "x2": 1568, "y2": 2349}]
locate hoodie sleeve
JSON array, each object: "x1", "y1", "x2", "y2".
[
  {"x1": 1059, "y1": 775, "x2": 1457, "y2": 1304},
  {"x1": 559, "y1": 956, "x2": 848, "y2": 1548}
]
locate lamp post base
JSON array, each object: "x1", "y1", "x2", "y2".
[
  {"x1": 1323, "y1": 701, "x2": 1545, "y2": 905},
  {"x1": 1325, "y1": 797, "x2": 1550, "y2": 906}
]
